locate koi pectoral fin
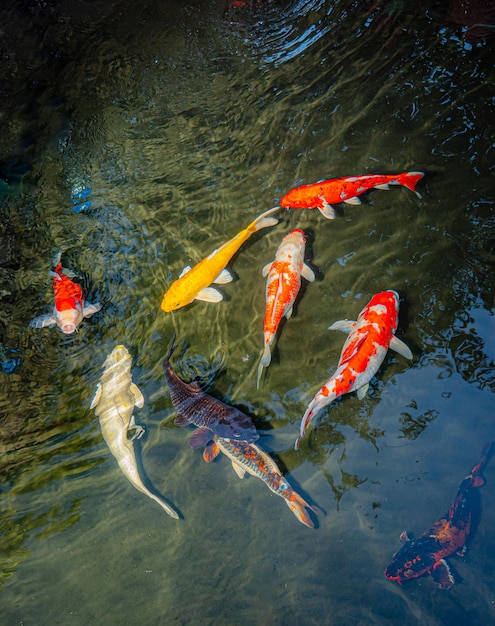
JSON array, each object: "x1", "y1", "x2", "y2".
[
  {"x1": 49, "y1": 270, "x2": 63, "y2": 281},
  {"x1": 83, "y1": 302, "x2": 102, "y2": 318},
  {"x1": 195, "y1": 287, "x2": 223, "y2": 303},
  {"x1": 231, "y1": 461, "x2": 247, "y2": 479},
  {"x1": 203, "y1": 441, "x2": 221, "y2": 463},
  {"x1": 328, "y1": 319, "x2": 357, "y2": 333},
  {"x1": 317, "y1": 198, "x2": 336, "y2": 219},
  {"x1": 356, "y1": 383, "x2": 369, "y2": 400},
  {"x1": 213, "y1": 269, "x2": 233, "y2": 285},
  {"x1": 90, "y1": 383, "x2": 102, "y2": 409},
  {"x1": 130, "y1": 383, "x2": 145, "y2": 408},
  {"x1": 261, "y1": 261, "x2": 273, "y2": 277},
  {"x1": 178, "y1": 266, "x2": 192, "y2": 278},
  {"x1": 188, "y1": 427, "x2": 213, "y2": 449},
  {"x1": 302, "y1": 263, "x2": 315, "y2": 282},
  {"x1": 343, "y1": 196, "x2": 361, "y2": 205},
  {"x1": 431, "y1": 559, "x2": 455, "y2": 589},
  {"x1": 29, "y1": 314, "x2": 57, "y2": 329},
  {"x1": 390, "y1": 336, "x2": 413, "y2": 360}
]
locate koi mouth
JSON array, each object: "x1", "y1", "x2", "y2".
[{"x1": 384, "y1": 571, "x2": 402, "y2": 584}]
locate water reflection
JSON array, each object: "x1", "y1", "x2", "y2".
[
  {"x1": 0, "y1": 499, "x2": 82, "y2": 590},
  {"x1": 0, "y1": 0, "x2": 494, "y2": 623}
]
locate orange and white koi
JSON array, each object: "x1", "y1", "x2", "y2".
[
  {"x1": 203, "y1": 435, "x2": 316, "y2": 528},
  {"x1": 161, "y1": 206, "x2": 279, "y2": 312},
  {"x1": 280, "y1": 171, "x2": 424, "y2": 219},
  {"x1": 30, "y1": 253, "x2": 101, "y2": 334},
  {"x1": 294, "y1": 290, "x2": 412, "y2": 449},
  {"x1": 257, "y1": 229, "x2": 315, "y2": 388}
]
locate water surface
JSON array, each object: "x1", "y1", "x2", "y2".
[{"x1": 1, "y1": 1, "x2": 494, "y2": 624}]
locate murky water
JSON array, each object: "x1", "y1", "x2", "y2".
[{"x1": 1, "y1": 0, "x2": 494, "y2": 624}]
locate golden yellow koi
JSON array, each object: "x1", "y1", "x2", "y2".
[{"x1": 161, "y1": 206, "x2": 279, "y2": 312}]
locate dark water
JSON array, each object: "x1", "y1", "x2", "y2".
[{"x1": 1, "y1": 0, "x2": 494, "y2": 624}]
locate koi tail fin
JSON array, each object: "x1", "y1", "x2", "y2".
[
  {"x1": 400, "y1": 171, "x2": 424, "y2": 198},
  {"x1": 50, "y1": 251, "x2": 77, "y2": 278},
  {"x1": 285, "y1": 491, "x2": 316, "y2": 529},
  {"x1": 256, "y1": 343, "x2": 272, "y2": 389},
  {"x1": 294, "y1": 388, "x2": 336, "y2": 450},
  {"x1": 53, "y1": 251, "x2": 63, "y2": 268},
  {"x1": 148, "y1": 492, "x2": 180, "y2": 519},
  {"x1": 469, "y1": 441, "x2": 494, "y2": 485},
  {"x1": 163, "y1": 333, "x2": 178, "y2": 367},
  {"x1": 131, "y1": 479, "x2": 180, "y2": 519},
  {"x1": 250, "y1": 206, "x2": 280, "y2": 232}
]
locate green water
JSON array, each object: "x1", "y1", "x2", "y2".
[{"x1": 1, "y1": 1, "x2": 494, "y2": 624}]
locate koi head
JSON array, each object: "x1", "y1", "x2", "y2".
[
  {"x1": 104, "y1": 345, "x2": 131, "y2": 368},
  {"x1": 280, "y1": 185, "x2": 317, "y2": 209},
  {"x1": 56, "y1": 306, "x2": 83, "y2": 334},
  {"x1": 213, "y1": 408, "x2": 260, "y2": 443},
  {"x1": 384, "y1": 535, "x2": 437, "y2": 583},
  {"x1": 161, "y1": 280, "x2": 194, "y2": 312}
]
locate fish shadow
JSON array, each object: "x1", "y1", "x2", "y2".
[
  {"x1": 268, "y1": 445, "x2": 323, "y2": 526},
  {"x1": 300, "y1": 228, "x2": 324, "y2": 282},
  {"x1": 132, "y1": 429, "x2": 183, "y2": 519},
  {"x1": 267, "y1": 227, "x2": 323, "y2": 369}
]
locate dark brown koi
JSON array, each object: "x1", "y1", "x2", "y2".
[
  {"x1": 162, "y1": 335, "x2": 259, "y2": 447},
  {"x1": 384, "y1": 442, "x2": 493, "y2": 589}
]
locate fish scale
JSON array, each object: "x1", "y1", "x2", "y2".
[
  {"x1": 384, "y1": 443, "x2": 493, "y2": 588},
  {"x1": 295, "y1": 290, "x2": 412, "y2": 449},
  {"x1": 203, "y1": 436, "x2": 316, "y2": 528},
  {"x1": 163, "y1": 335, "x2": 259, "y2": 445},
  {"x1": 91, "y1": 345, "x2": 179, "y2": 519}
]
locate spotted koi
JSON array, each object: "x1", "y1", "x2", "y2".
[
  {"x1": 257, "y1": 229, "x2": 315, "y2": 388},
  {"x1": 280, "y1": 171, "x2": 424, "y2": 219},
  {"x1": 203, "y1": 435, "x2": 316, "y2": 528},
  {"x1": 294, "y1": 290, "x2": 412, "y2": 449},
  {"x1": 384, "y1": 443, "x2": 493, "y2": 589}
]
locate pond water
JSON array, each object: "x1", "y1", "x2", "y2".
[{"x1": 1, "y1": 1, "x2": 494, "y2": 624}]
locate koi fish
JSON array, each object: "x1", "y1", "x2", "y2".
[
  {"x1": 30, "y1": 253, "x2": 101, "y2": 334},
  {"x1": 161, "y1": 206, "x2": 279, "y2": 312},
  {"x1": 294, "y1": 290, "x2": 412, "y2": 449},
  {"x1": 163, "y1": 335, "x2": 259, "y2": 448},
  {"x1": 257, "y1": 229, "x2": 315, "y2": 388},
  {"x1": 384, "y1": 443, "x2": 493, "y2": 589},
  {"x1": 91, "y1": 345, "x2": 179, "y2": 519},
  {"x1": 280, "y1": 171, "x2": 424, "y2": 219},
  {"x1": 203, "y1": 435, "x2": 315, "y2": 528}
]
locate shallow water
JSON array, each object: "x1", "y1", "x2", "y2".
[{"x1": 1, "y1": 0, "x2": 494, "y2": 624}]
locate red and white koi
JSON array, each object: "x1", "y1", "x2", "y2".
[
  {"x1": 280, "y1": 171, "x2": 424, "y2": 219},
  {"x1": 203, "y1": 435, "x2": 316, "y2": 528},
  {"x1": 257, "y1": 229, "x2": 315, "y2": 388},
  {"x1": 30, "y1": 253, "x2": 101, "y2": 334},
  {"x1": 294, "y1": 290, "x2": 412, "y2": 449}
]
